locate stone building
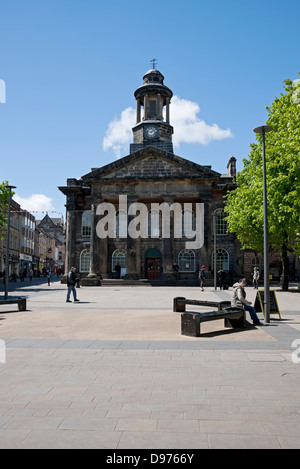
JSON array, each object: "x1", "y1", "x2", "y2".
[
  {"x1": 35, "y1": 214, "x2": 65, "y2": 274},
  {"x1": 36, "y1": 213, "x2": 65, "y2": 244},
  {"x1": 0, "y1": 199, "x2": 21, "y2": 276},
  {"x1": 59, "y1": 67, "x2": 244, "y2": 285},
  {"x1": 19, "y1": 210, "x2": 35, "y2": 274}
]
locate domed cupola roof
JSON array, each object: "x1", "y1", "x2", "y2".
[
  {"x1": 143, "y1": 68, "x2": 165, "y2": 85},
  {"x1": 134, "y1": 68, "x2": 173, "y2": 101}
]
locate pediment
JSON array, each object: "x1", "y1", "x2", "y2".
[{"x1": 82, "y1": 147, "x2": 220, "y2": 182}]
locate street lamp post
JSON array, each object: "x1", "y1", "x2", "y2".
[
  {"x1": 253, "y1": 126, "x2": 273, "y2": 323},
  {"x1": 213, "y1": 212, "x2": 217, "y2": 290},
  {"x1": 4, "y1": 185, "x2": 16, "y2": 300}
]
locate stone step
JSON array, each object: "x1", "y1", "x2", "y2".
[
  {"x1": 100, "y1": 278, "x2": 200, "y2": 287},
  {"x1": 100, "y1": 279, "x2": 150, "y2": 286}
]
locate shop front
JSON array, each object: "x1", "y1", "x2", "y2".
[{"x1": 19, "y1": 253, "x2": 32, "y2": 276}]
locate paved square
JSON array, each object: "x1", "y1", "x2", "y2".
[{"x1": 0, "y1": 279, "x2": 300, "y2": 448}]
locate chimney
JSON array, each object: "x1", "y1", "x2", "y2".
[{"x1": 227, "y1": 156, "x2": 236, "y2": 178}]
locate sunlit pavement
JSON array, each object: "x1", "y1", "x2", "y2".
[{"x1": 0, "y1": 279, "x2": 300, "y2": 449}]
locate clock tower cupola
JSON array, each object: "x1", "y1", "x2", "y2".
[{"x1": 130, "y1": 60, "x2": 174, "y2": 154}]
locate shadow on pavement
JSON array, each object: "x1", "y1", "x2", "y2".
[{"x1": 0, "y1": 277, "x2": 64, "y2": 296}]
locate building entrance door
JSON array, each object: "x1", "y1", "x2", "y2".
[{"x1": 146, "y1": 257, "x2": 161, "y2": 279}]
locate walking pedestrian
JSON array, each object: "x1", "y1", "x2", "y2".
[
  {"x1": 115, "y1": 263, "x2": 121, "y2": 279},
  {"x1": 217, "y1": 269, "x2": 226, "y2": 290},
  {"x1": 199, "y1": 265, "x2": 206, "y2": 291},
  {"x1": 66, "y1": 267, "x2": 79, "y2": 303},
  {"x1": 231, "y1": 278, "x2": 263, "y2": 325},
  {"x1": 173, "y1": 262, "x2": 179, "y2": 280},
  {"x1": 252, "y1": 267, "x2": 260, "y2": 289}
]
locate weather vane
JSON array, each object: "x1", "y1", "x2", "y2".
[{"x1": 150, "y1": 58, "x2": 158, "y2": 69}]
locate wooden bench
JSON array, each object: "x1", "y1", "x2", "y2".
[
  {"x1": 173, "y1": 297, "x2": 246, "y2": 336},
  {"x1": 0, "y1": 297, "x2": 27, "y2": 311},
  {"x1": 173, "y1": 296, "x2": 231, "y2": 312},
  {"x1": 181, "y1": 308, "x2": 246, "y2": 336}
]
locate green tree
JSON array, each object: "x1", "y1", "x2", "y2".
[
  {"x1": 0, "y1": 181, "x2": 12, "y2": 239},
  {"x1": 225, "y1": 74, "x2": 300, "y2": 290}
]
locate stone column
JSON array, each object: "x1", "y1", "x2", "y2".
[
  {"x1": 88, "y1": 203, "x2": 97, "y2": 277},
  {"x1": 200, "y1": 200, "x2": 209, "y2": 269},
  {"x1": 166, "y1": 97, "x2": 170, "y2": 123},
  {"x1": 156, "y1": 93, "x2": 161, "y2": 120},
  {"x1": 94, "y1": 197, "x2": 109, "y2": 278},
  {"x1": 98, "y1": 236, "x2": 108, "y2": 277},
  {"x1": 136, "y1": 99, "x2": 141, "y2": 124},
  {"x1": 163, "y1": 198, "x2": 175, "y2": 276},
  {"x1": 135, "y1": 236, "x2": 141, "y2": 277},
  {"x1": 124, "y1": 197, "x2": 139, "y2": 279},
  {"x1": 143, "y1": 94, "x2": 148, "y2": 120},
  {"x1": 65, "y1": 208, "x2": 76, "y2": 272},
  {"x1": 61, "y1": 207, "x2": 77, "y2": 284},
  {"x1": 64, "y1": 210, "x2": 71, "y2": 274}
]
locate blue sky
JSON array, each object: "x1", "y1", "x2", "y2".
[{"x1": 1, "y1": 0, "x2": 299, "y2": 219}]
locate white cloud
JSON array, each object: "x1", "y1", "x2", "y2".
[
  {"x1": 14, "y1": 193, "x2": 55, "y2": 213},
  {"x1": 171, "y1": 96, "x2": 232, "y2": 146},
  {"x1": 103, "y1": 107, "x2": 136, "y2": 158},
  {"x1": 102, "y1": 96, "x2": 232, "y2": 157}
]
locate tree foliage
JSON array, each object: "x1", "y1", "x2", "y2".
[
  {"x1": 225, "y1": 74, "x2": 300, "y2": 288},
  {"x1": 0, "y1": 181, "x2": 11, "y2": 239}
]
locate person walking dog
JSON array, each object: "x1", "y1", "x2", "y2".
[{"x1": 66, "y1": 267, "x2": 80, "y2": 303}]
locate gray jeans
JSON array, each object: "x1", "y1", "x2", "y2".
[{"x1": 67, "y1": 285, "x2": 77, "y2": 301}]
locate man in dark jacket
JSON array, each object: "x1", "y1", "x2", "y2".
[
  {"x1": 66, "y1": 267, "x2": 79, "y2": 302},
  {"x1": 217, "y1": 269, "x2": 226, "y2": 290}
]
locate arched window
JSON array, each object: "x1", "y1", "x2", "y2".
[
  {"x1": 178, "y1": 249, "x2": 196, "y2": 272},
  {"x1": 81, "y1": 210, "x2": 91, "y2": 236},
  {"x1": 182, "y1": 209, "x2": 194, "y2": 237},
  {"x1": 112, "y1": 249, "x2": 127, "y2": 272},
  {"x1": 251, "y1": 256, "x2": 261, "y2": 270},
  {"x1": 148, "y1": 210, "x2": 160, "y2": 238},
  {"x1": 80, "y1": 249, "x2": 90, "y2": 273},
  {"x1": 214, "y1": 208, "x2": 228, "y2": 235},
  {"x1": 212, "y1": 248, "x2": 229, "y2": 271}
]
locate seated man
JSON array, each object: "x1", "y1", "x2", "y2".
[{"x1": 231, "y1": 278, "x2": 263, "y2": 326}]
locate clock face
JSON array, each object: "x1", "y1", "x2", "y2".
[{"x1": 145, "y1": 126, "x2": 158, "y2": 138}]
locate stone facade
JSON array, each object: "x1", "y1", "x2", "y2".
[
  {"x1": 35, "y1": 214, "x2": 66, "y2": 274},
  {"x1": 59, "y1": 67, "x2": 245, "y2": 285},
  {"x1": 0, "y1": 199, "x2": 21, "y2": 276},
  {"x1": 36, "y1": 214, "x2": 65, "y2": 244}
]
